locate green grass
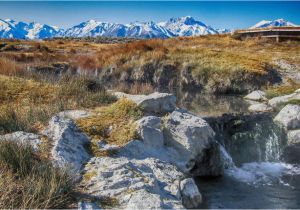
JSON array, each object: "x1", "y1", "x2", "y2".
[{"x1": 0, "y1": 140, "x2": 74, "y2": 209}]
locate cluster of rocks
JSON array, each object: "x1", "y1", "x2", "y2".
[
  {"x1": 0, "y1": 92, "x2": 228, "y2": 209},
  {"x1": 244, "y1": 90, "x2": 273, "y2": 113},
  {"x1": 245, "y1": 89, "x2": 300, "y2": 164}
]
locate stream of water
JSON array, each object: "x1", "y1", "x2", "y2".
[{"x1": 177, "y1": 93, "x2": 300, "y2": 209}]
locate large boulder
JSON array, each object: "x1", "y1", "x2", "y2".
[
  {"x1": 163, "y1": 110, "x2": 223, "y2": 176},
  {"x1": 180, "y1": 178, "x2": 202, "y2": 209},
  {"x1": 0, "y1": 131, "x2": 41, "y2": 151},
  {"x1": 244, "y1": 90, "x2": 267, "y2": 102},
  {"x1": 274, "y1": 104, "x2": 300, "y2": 130},
  {"x1": 113, "y1": 92, "x2": 176, "y2": 114},
  {"x1": 136, "y1": 116, "x2": 164, "y2": 148},
  {"x1": 45, "y1": 116, "x2": 91, "y2": 173}
]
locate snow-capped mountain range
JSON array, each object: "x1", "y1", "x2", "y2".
[
  {"x1": 250, "y1": 18, "x2": 298, "y2": 29},
  {"x1": 0, "y1": 17, "x2": 298, "y2": 40}
]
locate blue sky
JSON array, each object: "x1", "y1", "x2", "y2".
[{"x1": 0, "y1": 1, "x2": 299, "y2": 29}]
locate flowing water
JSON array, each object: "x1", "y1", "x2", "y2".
[{"x1": 177, "y1": 92, "x2": 300, "y2": 209}]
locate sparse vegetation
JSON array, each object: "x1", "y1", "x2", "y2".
[
  {"x1": 76, "y1": 99, "x2": 143, "y2": 156},
  {"x1": 0, "y1": 140, "x2": 74, "y2": 209}
]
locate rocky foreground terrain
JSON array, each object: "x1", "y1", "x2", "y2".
[{"x1": 1, "y1": 89, "x2": 300, "y2": 209}]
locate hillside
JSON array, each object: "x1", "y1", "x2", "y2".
[{"x1": 0, "y1": 34, "x2": 299, "y2": 94}]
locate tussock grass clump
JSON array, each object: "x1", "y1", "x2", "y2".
[
  {"x1": 0, "y1": 141, "x2": 74, "y2": 209},
  {"x1": 76, "y1": 99, "x2": 143, "y2": 156}
]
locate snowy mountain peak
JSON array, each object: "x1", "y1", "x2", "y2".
[
  {"x1": 250, "y1": 18, "x2": 298, "y2": 29},
  {"x1": 159, "y1": 16, "x2": 217, "y2": 36},
  {"x1": 0, "y1": 18, "x2": 62, "y2": 39}
]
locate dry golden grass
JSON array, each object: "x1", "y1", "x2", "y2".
[
  {"x1": 1, "y1": 35, "x2": 299, "y2": 80},
  {"x1": 0, "y1": 141, "x2": 74, "y2": 209},
  {"x1": 76, "y1": 99, "x2": 143, "y2": 156},
  {"x1": 0, "y1": 75, "x2": 116, "y2": 134}
]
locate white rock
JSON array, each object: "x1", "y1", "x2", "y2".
[
  {"x1": 126, "y1": 189, "x2": 163, "y2": 210},
  {"x1": 244, "y1": 90, "x2": 267, "y2": 101},
  {"x1": 274, "y1": 104, "x2": 300, "y2": 130},
  {"x1": 78, "y1": 201, "x2": 101, "y2": 210},
  {"x1": 113, "y1": 92, "x2": 176, "y2": 114},
  {"x1": 287, "y1": 130, "x2": 300, "y2": 145},
  {"x1": 58, "y1": 110, "x2": 91, "y2": 120},
  {"x1": 295, "y1": 88, "x2": 300, "y2": 93},
  {"x1": 180, "y1": 178, "x2": 202, "y2": 209},
  {"x1": 46, "y1": 116, "x2": 91, "y2": 173},
  {"x1": 248, "y1": 103, "x2": 273, "y2": 112},
  {"x1": 136, "y1": 116, "x2": 164, "y2": 148},
  {"x1": 268, "y1": 93, "x2": 300, "y2": 108},
  {"x1": 82, "y1": 156, "x2": 184, "y2": 209},
  {"x1": 0, "y1": 131, "x2": 41, "y2": 151},
  {"x1": 163, "y1": 110, "x2": 223, "y2": 176}
]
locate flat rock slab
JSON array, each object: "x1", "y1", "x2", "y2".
[
  {"x1": 58, "y1": 110, "x2": 91, "y2": 120},
  {"x1": 0, "y1": 131, "x2": 41, "y2": 151},
  {"x1": 248, "y1": 103, "x2": 273, "y2": 112},
  {"x1": 113, "y1": 92, "x2": 176, "y2": 114},
  {"x1": 82, "y1": 156, "x2": 185, "y2": 209}
]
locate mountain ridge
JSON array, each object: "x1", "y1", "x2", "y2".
[{"x1": 0, "y1": 17, "x2": 298, "y2": 40}]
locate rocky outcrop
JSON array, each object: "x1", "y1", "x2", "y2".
[
  {"x1": 248, "y1": 103, "x2": 273, "y2": 112},
  {"x1": 0, "y1": 131, "x2": 41, "y2": 151},
  {"x1": 274, "y1": 104, "x2": 300, "y2": 130},
  {"x1": 113, "y1": 92, "x2": 176, "y2": 114},
  {"x1": 79, "y1": 107, "x2": 224, "y2": 209},
  {"x1": 45, "y1": 116, "x2": 91, "y2": 173},
  {"x1": 244, "y1": 90, "x2": 267, "y2": 102}
]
